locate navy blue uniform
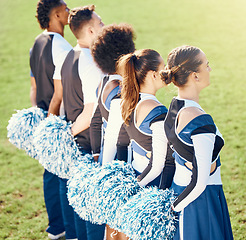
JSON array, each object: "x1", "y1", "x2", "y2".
[
  {"x1": 122, "y1": 93, "x2": 175, "y2": 189},
  {"x1": 165, "y1": 97, "x2": 233, "y2": 240}
]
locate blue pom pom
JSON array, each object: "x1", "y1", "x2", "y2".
[
  {"x1": 81, "y1": 160, "x2": 141, "y2": 226},
  {"x1": 33, "y1": 115, "x2": 86, "y2": 178},
  {"x1": 7, "y1": 107, "x2": 47, "y2": 158},
  {"x1": 117, "y1": 187, "x2": 178, "y2": 240},
  {"x1": 67, "y1": 160, "x2": 101, "y2": 222}
]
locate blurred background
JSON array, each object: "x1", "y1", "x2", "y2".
[{"x1": 0, "y1": 0, "x2": 245, "y2": 239}]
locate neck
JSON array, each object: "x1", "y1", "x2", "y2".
[
  {"x1": 178, "y1": 87, "x2": 200, "y2": 103},
  {"x1": 77, "y1": 38, "x2": 91, "y2": 49},
  {"x1": 47, "y1": 23, "x2": 65, "y2": 37},
  {"x1": 140, "y1": 85, "x2": 157, "y2": 96}
]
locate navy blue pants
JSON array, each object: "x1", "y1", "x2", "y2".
[
  {"x1": 43, "y1": 169, "x2": 65, "y2": 235},
  {"x1": 74, "y1": 213, "x2": 105, "y2": 240},
  {"x1": 59, "y1": 146, "x2": 105, "y2": 240},
  {"x1": 59, "y1": 178, "x2": 77, "y2": 239}
]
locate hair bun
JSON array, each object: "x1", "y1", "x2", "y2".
[{"x1": 160, "y1": 69, "x2": 172, "y2": 85}]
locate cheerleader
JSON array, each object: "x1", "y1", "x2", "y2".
[
  {"x1": 30, "y1": 1, "x2": 72, "y2": 238},
  {"x1": 160, "y1": 45, "x2": 233, "y2": 239},
  {"x1": 90, "y1": 23, "x2": 135, "y2": 165},
  {"x1": 117, "y1": 49, "x2": 175, "y2": 189},
  {"x1": 89, "y1": 23, "x2": 136, "y2": 240},
  {"x1": 60, "y1": 5, "x2": 105, "y2": 240}
]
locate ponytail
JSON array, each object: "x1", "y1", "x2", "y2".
[
  {"x1": 118, "y1": 53, "x2": 140, "y2": 125},
  {"x1": 117, "y1": 49, "x2": 161, "y2": 125}
]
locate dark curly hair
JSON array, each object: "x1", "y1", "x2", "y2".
[
  {"x1": 91, "y1": 23, "x2": 136, "y2": 74},
  {"x1": 69, "y1": 5, "x2": 95, "y2": 38},
  {"x1": 160, "y1": 46, "x2": 202, "y2": 87},
  {"x1": 36, "y1": 0, "x2": 63, "y2": 29}
]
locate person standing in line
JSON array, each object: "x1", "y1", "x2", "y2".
[
  {"x1": 90, "y1": 24, "x2": 136, "y2": 166},
  {"x1": 89, "y1": 23, "x2": 136, "y2": 240},
  {"x1": 61, "y1": 5, "x2": 105, "y2": 240},
  {"x1": 117, "y1": 49, "x2": 175, "y2": 189},
  {"x1": 30, "y1": 0, "x2": 72, "y2": 239},
  {"x1": 160, "y1": 45, "x2": 233, "y2": 240}
]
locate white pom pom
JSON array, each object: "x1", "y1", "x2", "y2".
[
  {"x1": 117, "y1": 186, "x2": 178, "y2": 240},
  {"x1": 33, "y1": 115, "x2": 85, "y2": 178},
  {"x1": 7, "y1": 107, "x2": 47, "y2": 158}
]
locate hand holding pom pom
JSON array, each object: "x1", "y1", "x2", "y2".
[{"x1": 33, "y1": 115, "x2": 87, "y2": 179}]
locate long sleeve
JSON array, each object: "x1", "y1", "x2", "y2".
[
  {"x1": 138, "y1": 120, "x2": 168, "y2": 187},
  {"x1": 102, "y1": 98, "x2": 123, "y2": 165},
  {"x1": 172, "y1": 133, "x2": 215, "y2": 212}
]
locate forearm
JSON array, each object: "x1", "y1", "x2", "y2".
[
  {"x1": 102, "y1": 99, "x2": 123, "y2": 165},
  {"x1": 48, "y1": 79, "x2": 63, "y2": 116},
  {"x1": 48, "y1": 96, "x2": 62, "y2": 116},
  {"x1": 172, "y1": 133, "x2": 215, "y2": 212},
  {"x1": 71, "y1": 113, "x2": 90, "y2": 137},
  {"x1": 30, "y1": 87, "x2": 37, "y2": 107},
  {"x1": 138, "y1": 121, "x2": 167, "y2": 187},
  {"x1": 30, "y1": 76, "x2": 36, "y2": 107},
  {"x1": 71, "y1": 103, "x2": 94, "y2": 137}
]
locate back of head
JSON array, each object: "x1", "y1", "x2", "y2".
[
  {"x1": 91, "y1": 23, "x2": 136, "y2": 74},
  {"x1": 117, "y1": 49, "x2": 161, "y2": 125},
  {"x1": 69, "y1": 5, "x2": 95, "y2": 39},
  {"x1": 160, "y1": 45, "x2": 202, "y2": 87},
  {"x1": 36, "y1": 0, "x2": 63, "y2": 29}
]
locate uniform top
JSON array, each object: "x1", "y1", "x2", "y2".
[
  {"x1": 98, "y1": 75, "x2": 121, "y2": 128},
  {"x1": 61, "y1": 45, "x2": 103, "y2": 150},
  {"x1": 120, "y1": 93, "x2": 176, "y2": 189},
  {"x1": 90, "y1": 75, "x2": 121, "y2": 156},
  {"x1": 164, "y1": 97, "x2": 224, "y2": 211},
  {"x1": 124, "y1": 93, "x2": 168, "y2": 159},
  {"x1": 30, "y1": 30, "x2": 72, "y2": 111}
]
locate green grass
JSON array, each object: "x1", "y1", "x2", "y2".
[{"x1": 0, "y1": 0, "x2": 245, "y2": 239}]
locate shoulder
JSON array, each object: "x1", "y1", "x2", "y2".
[
  {"x1": 105, "y1": 79, "x2": 120, "y2": 90},
  {"x1": 137, "y1": 99, "x2": 162, "y2": 113},
  {"x1": 102, "y1": 79, "x2": 121, "y2": 101},
  {"x1": 177, "y1": 107, "x2": 205, "y2": 133},
  {"x1": 52, "y1": 34, "x2": 72, "y2": 52},
  {"x1": 79, "y1": 53, "x2": 103, "y2": 83},
  {"x1": 136, "y1": 99, "x2": 166, "y2": 126}
]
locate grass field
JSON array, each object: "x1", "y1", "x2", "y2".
[{"x1": 0, "y1": 0, "x2": 245, "y2": 239}]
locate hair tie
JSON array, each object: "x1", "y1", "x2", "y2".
[{"x1": 131, "y1": 54, "x2": 137, "y2": 62}]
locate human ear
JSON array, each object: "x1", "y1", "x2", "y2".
[
  {"x1": 54, "y1": 9, "x2": 60, "y2": 19},
  {"x1": 153, "y1": 71, "x2": 157, "y2": 79},
  {"x1": 191, "y1": 72, "x2": 199, "y2": 81},
  {"x1": 87, "y1": 26, "x2": 94, "y2": 36}
]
